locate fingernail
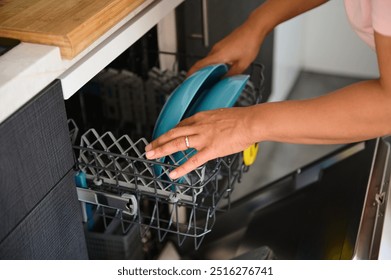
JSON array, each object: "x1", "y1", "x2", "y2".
[
  {"x1": 169, "y1": 170, "x2": 177, "y2": 179},
  {"x1": 146, "y1": 150, "x2": 155, "y2": 158},
  {"x1": 145, "y1": 144, "x2": 152, "y2": 152}
]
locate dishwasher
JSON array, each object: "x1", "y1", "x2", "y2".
[
  {"x1": 64, "y1": 38, "x2": 391, "y2": 260},
  {"x1": 64, "y1": 43, "x2": 266, "y2": 259}
]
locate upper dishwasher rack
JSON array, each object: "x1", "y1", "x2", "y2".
[{"x1": 67, "y1": 62, "x2": 265, "y2": 250}]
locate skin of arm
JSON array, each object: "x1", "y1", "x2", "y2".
[
  {"x1": 145, "y1": 3, "x2": 391, "y2": 180},
  {"x1": 187, "y1": 0, "x2": 328, "y2": 76},
  {"x1": 249, "y1": 32, "x2": 391, "y2": 145}
]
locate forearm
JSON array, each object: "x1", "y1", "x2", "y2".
[
  {"x1": 246, "y1": 0, "x2": 329, "y2": 37},
  {"x1": 250, "y1": 80, "x2": 391, "y2": 144}
]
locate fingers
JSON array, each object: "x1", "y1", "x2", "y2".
[
  {"x1": 169, "y1": 150, "x2": 210, "y2": 179},
  {"x1": 176, "y1": 116, "x2": 196, "y2": 127},
  {"x1": 146, "y1": 125, "x2": 194, "y2": 152},
  {"x1": 187, "y1": 53, "x2": 227, "y2": 77},
  {"x1": 226, "y1": 61, "x2": 249, "y2": 76},
  {"x1": 145, "y1": 129, "x2": 211, "y2": 180},
  {"x1": 226, "y1": 65, "x2": 243, "y2": 76},
  {"x1": 146, "y1": 134, "x2": 202, "y2": 160},
  {"x1": 187, "y1": 59, "x2": 212, "y2": 77},
  {"x1": 188, "y1": 57, "x2": 248, "y2": 77},
  {"x1": 146, "y1": 115, "x2": 200, "y2": 153}
]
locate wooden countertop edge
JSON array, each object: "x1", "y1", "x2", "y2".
[
  {"x1": 0, "y1": 0, "x2": 146, "y2": 59},
  {"x1": 0, "y1": 29, "x2": 72, "y2": 56}
]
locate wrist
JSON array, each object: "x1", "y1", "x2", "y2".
[
  {"x1": 246, "y1": 6, "x2": 274, "y2": 41},
  {"x1": 246, "y1": 103, "x2": 271, "y2": 143}
]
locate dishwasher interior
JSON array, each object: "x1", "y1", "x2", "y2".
[
  {"x1": 64, "y1": 30, "x2": 266, "y2": 259},
  {"x1": 64, "y1": 30, "x2": 390, "y2": 260}
]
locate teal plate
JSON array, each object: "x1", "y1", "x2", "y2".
[
  {"x1": 186, "y1": 74, "x2": 249, "y2": 116},
  {"x1": 152, "y1": 64, "x2": 228, "y2": 177},
  {"x1": 172, "y1": 74, "x2": 250, "y2": 166}
]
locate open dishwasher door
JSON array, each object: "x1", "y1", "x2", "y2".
[{"x1": 183, "y1": 138, "x2": 391, "y2": 260}]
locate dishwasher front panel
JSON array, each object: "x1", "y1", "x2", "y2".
[{"x1": 189, "y1": 139, "x2": 390, "y2": 259}]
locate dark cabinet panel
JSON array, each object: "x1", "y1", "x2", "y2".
[
  {"x1": 176, "y1": 0, "x2": 273, "y2": 101},
  {"x1": 0, "y1": 80, "x2": 74, "y2": 241},
  {"x1": 0, "y1": 170, "x2": 88, "y2": 260}
]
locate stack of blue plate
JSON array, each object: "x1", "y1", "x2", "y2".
[{"x1": 152, "y1": 64, "x2": 249, "y2": 176}]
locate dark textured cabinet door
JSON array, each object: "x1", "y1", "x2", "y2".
[
  {"x1": 0, "y1": 80, "x2": 78, "y2": 248},
  {"x1": 0, "y1": 81, "x2": 73, "y2": 242},
  {"x1": 0, "y1": 170, "x2": 88, "y2": 259},
  {"x1": 176, "y1": 0, "x2": 273, "y2": 101}
]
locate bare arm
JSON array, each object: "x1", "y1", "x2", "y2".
[
  {"x1": 249, "y1": 32, "x2": 391, "y2": 144},
  {"x1": 248, "y1": 0, "x2": 329, "y2": 35},
  {"x1": 146, "y1": 32, "x2": 391, "y2": 179},
  {"x1": 187, "y1": 0, "x2": 328, "y2": 76}
]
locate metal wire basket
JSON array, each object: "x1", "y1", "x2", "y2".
[
  {"x1": 68, "y1": 61, "x2": 265, "y2": 251},
  {"x1": 71, "y1": 124, "x2": 245, "y2": 249}
]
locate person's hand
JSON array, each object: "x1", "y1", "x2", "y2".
[
  {"x1": 145, "y1": 107, "x2": 255, "y2": 179},
  {"x1": 187, "y1": 21, "x2": 264, "y2": 77}
]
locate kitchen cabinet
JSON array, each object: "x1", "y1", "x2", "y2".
[
  {"x1": 0, "y1": 0, "x2": 390, "y2": 260},
  {"x1": 0, "y1": 0, "x2": 184, "y2": 260},
  {"x1": 0, "y1": 80, "x2": 88, "y2": 259},
  {"x1": 176, "y1": 0, "x2": 273, "y2": 101},
  {"x1": 0, "y1": 170, "x2": 87, "y2": 259},
  {"x1": 0, "y1": 0, "x2": 183, "y2": 124}
]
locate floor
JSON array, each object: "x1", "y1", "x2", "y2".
[{"x1": 230, "y1": 71, "x2": 365, "y2": 203}]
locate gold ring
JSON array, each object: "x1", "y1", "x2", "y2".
[{"x1": 185, "y1": 136, "x2": 190, "y2": 148}]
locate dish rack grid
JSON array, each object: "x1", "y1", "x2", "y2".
[
  {"x1": 70, "y1": 120, "x2": 245, "y2": 249},
  {"x1": 69, "y1": 62, "x2": 265, "y2": 250}
]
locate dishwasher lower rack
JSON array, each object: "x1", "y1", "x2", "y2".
[{"x1": 70, "y1": 121, "x2": 245, "y2": 250}]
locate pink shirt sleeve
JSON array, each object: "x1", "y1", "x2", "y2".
[{"x1": 372, "y1": 0, "x2": 391, "y2": 36}]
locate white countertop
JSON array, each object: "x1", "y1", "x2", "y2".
[{"x1": 0, "y1": 0, "x2": 183, "y2": 124}]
